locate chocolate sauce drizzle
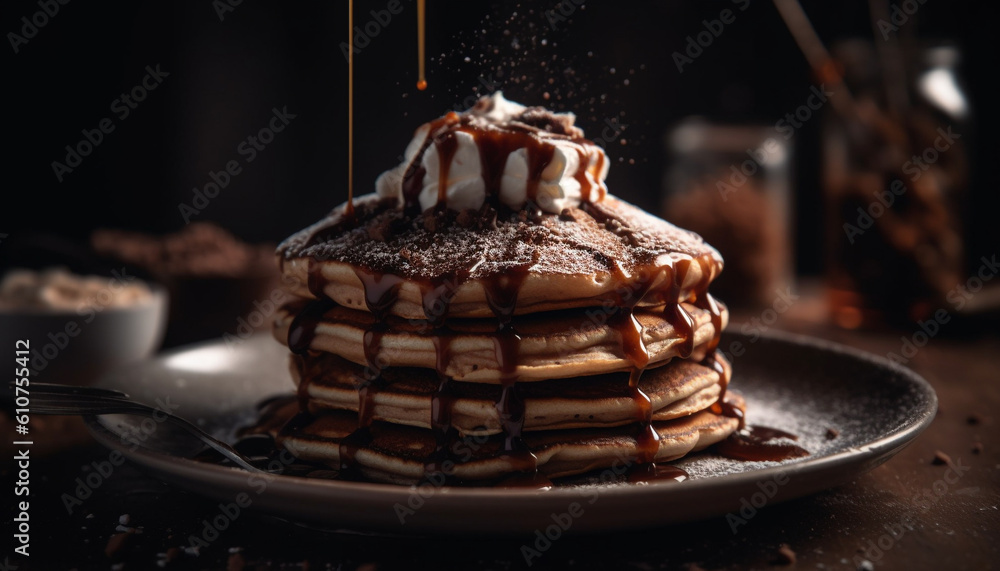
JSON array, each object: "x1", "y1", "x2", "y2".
[
  {"x1": 287, "y1": 295, "x2": 335, "y2": 410},
  {"x1": 602, "y1": 259, "x2": 703, "y2": 480},
  {"x1": 336, "y1": 268, "x2": 405, "y2": 471},
  {"x1": 425, "y1": 334, "x2": 457, "y2": 474},
  {"x1": 401, "y1": 112, "x2": 597, "y2": 214},
  {"x1": 485, "y1": 260, "x2": 536, "y2": 473}
]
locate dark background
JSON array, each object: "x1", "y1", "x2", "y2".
[
  {"x1": 3, "y1": 4, "x2": 999, "y2": 570},
  {"x1": 1, "y1": 0, "x2": 995, "y2": 276}
]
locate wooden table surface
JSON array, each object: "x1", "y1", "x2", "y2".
[{"x1": 4, "y1": 313, "x2": 999, "y2": 570}]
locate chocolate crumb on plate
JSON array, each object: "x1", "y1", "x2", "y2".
[
  {"x1": 972, "y1": 442, "x2": 983, "y2": 454},
  {"x1": 825, "y1": 427, "x2": 840, "y2": 440},
  {"x1": 105, "y1": 530, "x2": 134, "y2": 558},
  {"x1": 966, "y1": 413, "x2": 982, "y2": 426},
  {"x1": 773, "y1": 543, "x2": 796, "y2": 565},
  {"x1": 932, "y1": 450, "x2": 953, "y2": 466}
]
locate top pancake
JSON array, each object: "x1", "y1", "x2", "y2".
[{"x1": 277, "y1": 193, "x2": 723, "y2": 320}]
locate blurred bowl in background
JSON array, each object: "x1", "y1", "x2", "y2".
[{"x1": 1, "y1": 284, "x2": 168, "y2": 386}]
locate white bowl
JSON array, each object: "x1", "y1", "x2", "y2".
[{"x1": 1, "y1": 285, "x2": 168, "y2": 385}]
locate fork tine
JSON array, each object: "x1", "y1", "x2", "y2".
[
  {"x1": 25, "y1": 382, "x2": 130, "y2": 399},
  {"x1": 31, "y1": 402, "x2": 148, "y2": 416},
  {"x1": 30, "y1": 394, "x2": 136, "y2": 408},
  {"x1": 32, "y1": 393, "x2": 136, "y2": 404}
]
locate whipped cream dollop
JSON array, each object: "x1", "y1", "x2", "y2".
[{"x1": 376, "y1": 92, "x2": 609, "y2": 214}]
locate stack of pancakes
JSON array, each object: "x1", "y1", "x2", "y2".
[
  {"x1": 271, "y1": 196, "x2": 742, "y2": 485},
  {"x1": 270, "y1": 98, "x2": 742, "y2": 485}
]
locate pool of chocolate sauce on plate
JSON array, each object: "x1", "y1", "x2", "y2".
[{"x1": 260, "y1": 113, "x2": 807, "y2": 486}]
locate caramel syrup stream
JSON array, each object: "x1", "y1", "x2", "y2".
[
  {"x1": 416, "y1": 0, "x2": 427, "y2": 90},
  {"x1": 346, "y1": 0, "x2": 356, "y2": 218}
]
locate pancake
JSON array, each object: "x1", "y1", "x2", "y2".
[
  {"x1": 275, "y1": 394, "x2": 745, "y2": 484},
  {"x1": 277, "y1": 194, "x2": 723, "y2": 320},
  {"x1": 290, "y1": 351, "x2": 732, "y2": 435},
  {"x1": 273, "y1": 299, "x2": 727, "y2": 382}
]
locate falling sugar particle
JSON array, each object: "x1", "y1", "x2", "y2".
[
  {"x1": 623, "y1": 79, "x2": 630, "y2": 86},
  {"x1": 609, "y1": 67, "x2": 616, "y2": 74}
]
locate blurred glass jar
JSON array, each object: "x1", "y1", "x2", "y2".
[
  {"x1": 823, "y1": 41, "x2": 969, "y2": 329},
  {"x1": 663, "y1": 120, "x2": 794, "y2": 308}
]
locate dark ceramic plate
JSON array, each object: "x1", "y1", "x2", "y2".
[{"x1": 85, "y1": 331, "x2": 936, "y2": 533}]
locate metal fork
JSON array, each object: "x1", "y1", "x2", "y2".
[{"x1": 11, "y1": 382, "x2": 266, "y2": 473}]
